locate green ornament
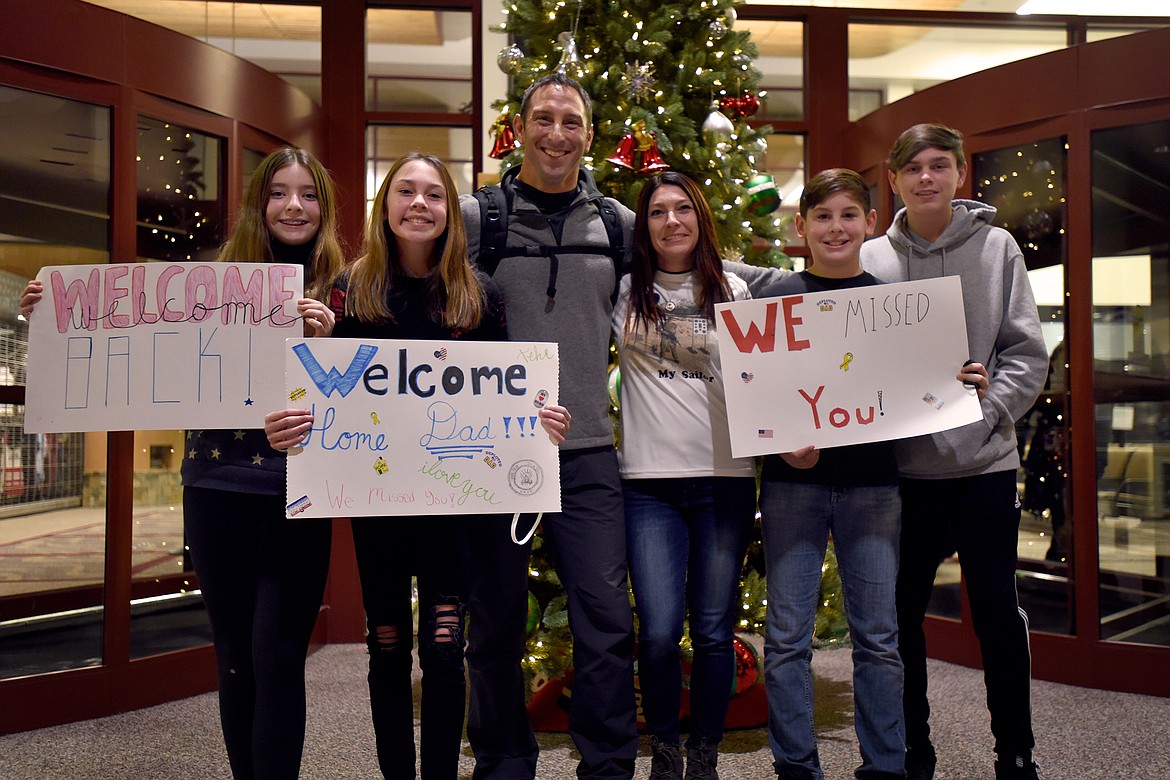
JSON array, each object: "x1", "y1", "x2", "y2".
[
  {"x1": 527, "y1": 591, "x2": 540, "y2": 635},
  {"x1": 607, "y1": 364, "x2": 622, "y2": 409},
  {"x1": 745, "y1": 173, "x2": 780, "y2": 216}
]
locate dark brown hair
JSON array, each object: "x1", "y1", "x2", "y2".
[
  {"x1": 624, "y1": 171, "x2": 731, "y2": 337},
  {"x1": 800, "y1": 168, "x2": 871, "y2": 217},
  {"x1": 886, "y1": 123, "x2": 966, "y2": 172}
]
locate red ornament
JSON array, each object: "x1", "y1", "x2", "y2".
[
  {"x1": 731, "y1": 635, "x2": 760, "y2": 696},
  {"x1": 606, "y1": 133, "x2": 638, "y2": 169},
  {"x1": 738, "y1": 93, "x2": 760, "y2": 117},
  {"x1": 718, "y1": 93, "x2": 761, "y2": 119},
  {"x1": 489, "y1": 120, "x2": 517, "y2": 159},
  {"x1": 637, "y1": 139, "x2": 670, "y2": 174}
]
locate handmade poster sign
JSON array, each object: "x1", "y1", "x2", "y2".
[
  {"x1": 25, "y1": 262, "x2": 304, "y2": 433},
  {"x1": 282, "y1": 337, "x2": 562, "y2": 519},
  {"x1": 715, "y1": 276, "x2": 981, "y2": 457}
]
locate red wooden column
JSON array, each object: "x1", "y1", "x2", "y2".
[{"x1": 319, "y1": 0, "x2": 368, "y2": 644}]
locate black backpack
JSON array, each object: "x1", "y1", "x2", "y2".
[{"x1": 473, "y1": 184, "x2": 626, "y2": 303}]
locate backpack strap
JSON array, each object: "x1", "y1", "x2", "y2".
[
  {"x1": 473, "y1": 185, "x2": 512, "y2": 278},
  {"x1": 475, "y1": 186, "x2": 626, "y2": 303}
]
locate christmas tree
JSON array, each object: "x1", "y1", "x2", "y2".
[
  {"x1": 487, "y1": 2, "x2": 845, "y2": 694},
  {"x1": 490, "y1": 0, "x2": 787, "y2": 267}
]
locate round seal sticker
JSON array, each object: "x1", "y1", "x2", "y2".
[{"x1": 508, "y1": 459, "x2": 543, "y2": 496}]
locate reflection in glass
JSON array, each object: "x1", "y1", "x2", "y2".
[
  {"x1": 130, "y1": 431, "x2": 209, "y2": 658},
  {"x1": 974, "y1": 137, "x2": 1072, "y2": 634},
  {"x1": 0, "y1": 85, "x2": 112, "y2": 678},
  {"x1": 367, "y1": 10, "x2": 472, "y2": 113},
  {"x1": 847, "y1": 24, "x2": 1066, "y2": 122},
  {"x1": 136, "y1": 117, "x2": 223, "y2": 263},
  {"x1": 1092, "y1": 119, "x2": 1170, "y2": 646},
  {"x1": 366, "y1": 126, "x2": 474, "y2": 217},
  {"x1": 763, "y1": 133, "x2": 805, "y2": 250},
  {"x1": 742, "y1": 21, "x2": 804, "y2": 122}
]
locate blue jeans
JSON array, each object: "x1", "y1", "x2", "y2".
[
  {"x1": 624, "y1": 476, "x2": 756, "y2": 747},
  {"x1": 760, "y1": 481, "x2": 905, "y2": 779}
]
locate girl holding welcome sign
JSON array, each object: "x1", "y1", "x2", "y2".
[
  {"x1": 265, "y1": 152, "x2": 569, "y2": 780},
  {"x1": 23, "y1": 146, "x2": 345, "y2": 779}
]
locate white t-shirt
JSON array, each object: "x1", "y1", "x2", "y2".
[{"x1": 612, "y1": 269, "x2": 754, "y2": 479}]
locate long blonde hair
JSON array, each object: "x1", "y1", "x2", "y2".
[
  {"x1": 344, "y1": 153, "x2": 485, "y2": 330},
  {"x1": 217, "y1": 147, "x2": 346, "y2": 303}
]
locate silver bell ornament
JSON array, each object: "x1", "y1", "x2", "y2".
[
  {"x1": 555, "y1": 31, "x2": 582, "y2": 76},
  {"x1": 702, "y1": 103, "x2": 735, "y2": 142},
  {"x1": 497, "y1": 43, "x2": 524, "y2": 75}
]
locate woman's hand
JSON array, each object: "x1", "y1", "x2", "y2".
[
  {"x1": 20, "y1": 280, "x2": 43, "y2": 319},
  {"x1": 265, "y1": 408, "x2": 314, "y2": 450},
  {"x1": 958, "y1": 360, "x2": 989, "y2": 402},
  {"x1": 780, "y1": 444, "x2": 819, "y2": 470},
  {"x1": 538, "y1": 404, "x2": 571, "y2": 445},
  {"x1": 298, "y1": 298, "x2": 335, "y2": 338}
]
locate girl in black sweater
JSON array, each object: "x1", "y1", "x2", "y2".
[{"x1": 266, "y1": 153, "x2": 568, "y2": 780}]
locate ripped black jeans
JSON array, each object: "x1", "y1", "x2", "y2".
[{"x1": 352, "y1": 515, "x2": 471, "y2": 780}]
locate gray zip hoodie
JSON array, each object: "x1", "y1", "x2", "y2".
[
  {"x1": 861, "y1": 199, "x2": 1048, "y2": 479},
  {"x1": 460, "y1": 166, "x2": 634, "y2": 451}
]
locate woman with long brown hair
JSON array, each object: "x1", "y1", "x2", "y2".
[{"x1": 614, "y1": 171, "x2": 756, "y2": 780}]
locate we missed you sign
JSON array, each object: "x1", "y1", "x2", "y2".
[{"x1": 716, "y1": 276, "x2": 982, "y2": 456}]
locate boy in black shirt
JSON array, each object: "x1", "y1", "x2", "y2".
[{"x1": 758, "y1": 169, "x2": 905, "y2": 780}]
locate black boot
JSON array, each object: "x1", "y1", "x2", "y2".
[
  {"x1": 905, "y1": 744, "x2": 937, "y2": 780},
  {"x1": 649, "y1": 736, "x2": 683, "y2": 780},
  {"x1": 685, "y1": 739, "x2": 720, "y2": 780}
]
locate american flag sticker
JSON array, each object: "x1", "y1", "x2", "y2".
[
  {"x1": 922, "y1": 393, "x2": 944, "y2": 410},
  {"x1": 758, "y1": 429, "x2": 774, "y2": 438}
]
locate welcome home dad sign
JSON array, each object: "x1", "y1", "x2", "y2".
[{"x1": 282, "y1": 337, "x2": 562, "y2": 519}]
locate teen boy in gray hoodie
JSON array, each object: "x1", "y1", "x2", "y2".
[{"x1": 861, "y1": 124, "x2": 1048, "y2": 780}]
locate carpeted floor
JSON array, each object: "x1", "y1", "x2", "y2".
[{"x1": 1, "y1": 643, "x2": 1167, "y2": 779}]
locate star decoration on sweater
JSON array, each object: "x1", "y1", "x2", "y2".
[
  {"x1": 252, "y1": 454, "x2": 264, "y2": 465},
  {"x1": 233, "y1": 431, "x2": 245, "y2": 440},
  {"x1": 188, "y1": 449, "x2": 196, "y2": 459},
  {"x1": 210, "y1": 448, "x2": 222, "y2": 460}
]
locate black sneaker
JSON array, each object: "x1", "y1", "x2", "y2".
[
  {"x1": 649, "y1": 736, "x2": 683, "y2": 780},
  {"x1": 774, "y1": 764, "x2": 817, "y2": 780},
  {"x1": 995, "y1": 754, "x2": 1040, "y2": 779},
  {"x1": 685, "y1": 739, "x2": 720, "y2": 780},
  {"x1": 905, "y1": 744, "x2": 937, "y2": 780}
]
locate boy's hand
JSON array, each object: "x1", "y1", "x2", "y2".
[
  {"x1": 958, "y1": 361, "x2": 989, "y2": 401},
  {"x1": 538, "y1": 404, "x2": 571, "y2": 445},
  {"x1": 780, "y1": 444, "x2": 819, "y2": 469},
  {"x1": 265, "y1": 408, "x2": 314, "y2": 450}
]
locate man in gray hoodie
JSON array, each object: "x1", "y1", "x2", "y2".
[
  {"x1": 861, "y1": 124, "x2": 1048, "y2": 780},
  {"x1": 459, "y1": 73, "x2": 640, "y2": 780}
]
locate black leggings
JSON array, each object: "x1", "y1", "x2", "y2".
[
  {"x1": 185, "y1": 486, "x2": 332, "y2": 780},
  {"x1": 352, "y1": 515, "x2": 471, "y2": 780}
]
